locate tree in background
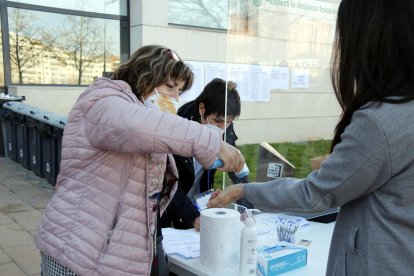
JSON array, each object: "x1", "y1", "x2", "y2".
[
  {"x1": 8, "y1": 8, "x2": 42, "y2": 84},
  {"x1": 169, "y1": 0, "x2": 228, "y2": 29},
  {"x1": 43, "y1": 15, "x2": 104, "y2": 85}
]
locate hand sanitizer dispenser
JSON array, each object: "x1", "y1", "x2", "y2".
[{"x1": 240, "y1": 209, "x2": 261, "y2": 276}]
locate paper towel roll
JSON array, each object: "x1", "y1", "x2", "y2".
[{"x1": 200, "y1": 208, "x2": 242, "y2": 272}]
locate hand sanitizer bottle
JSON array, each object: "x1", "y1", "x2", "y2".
[
  {"x1": 208, "y1": 150, "x2": 250, "y2": 178},
  {"x1": 240, "y1": 209, "x2": 261, "y2": 276}
]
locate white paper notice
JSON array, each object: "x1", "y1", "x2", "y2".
[
  {"x1": 270, "y1": 67, "x2": 289, "y2": 90},
  {"x1": 229, "y1": 63, "x2": 250, "y2": 101},
  {"x1": 250, "y1": 65, "x2": 271, "y2": 102},
  {"x1": 291, "y1": 69, "x2": 310, "y2": 88},
  {"x1": 181, "y1": 61, "x2": 205, "y2": 102},
  {"x1": 205, "y1": 62, "x2": 227, "y2": 85}
]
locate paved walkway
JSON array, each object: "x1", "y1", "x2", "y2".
[{"x1": 0, "y1": 157, "x2": 55, "y2": 276}]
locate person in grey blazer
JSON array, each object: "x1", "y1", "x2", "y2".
[{"x1": 208, "y1": 0, "x2": 414, "y2": 275}]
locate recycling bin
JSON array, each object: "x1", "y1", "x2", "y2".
[
  {"x1": 0, "y1": 95, "x2": 23, "y2": 158},
  {"x1": 36, "y1": 112, "x2": 59, "y2": 185},
  {"x1": 14, "y1": 104, "x2": 31, "y2": 169},
  {"x1": 1, "y1": 102, "x2": 20, "y2": 162},
  {"x1": 50, "y1": 116, "x2": 67, "y2": 174},
  {"x1": 24, "y1": 107, "x2": 46, "y2": 176}
]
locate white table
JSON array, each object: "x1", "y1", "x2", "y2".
[{"x1": 168, "y1": 220, "x2": 335, "y2": 276}]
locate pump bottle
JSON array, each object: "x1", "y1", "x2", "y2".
[{"x1": 240, "y1": 209, "x2": 260, "y2": 276}]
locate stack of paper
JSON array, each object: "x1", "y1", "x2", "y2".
[
  {"x1": 162, "y1": 228, "x2": 200, "y2": 259},
  {"x1": 255, "y1": 214, "x2": 310, "y2": 230},
  {"x1": 256, "y1": 225, "x2": 278, "y2": 241}
]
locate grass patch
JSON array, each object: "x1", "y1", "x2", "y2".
[{"x1": 213, "y1": 140, "x2": 332, "y2": 190}]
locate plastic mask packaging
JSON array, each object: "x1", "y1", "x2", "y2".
[{"x1": 142, "y1": 88, "x2": 180, "y2": 114}]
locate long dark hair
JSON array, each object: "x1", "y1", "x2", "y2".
[{"x1": 331, "y1": 0, "x2": 414, "y2": 151}]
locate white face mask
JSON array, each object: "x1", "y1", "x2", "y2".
[
  {"x1": 142, "y1": 88, "x2": 180, "y2": 114},
  {"x1": 203, "y1": 117, "x2": 225, "y2": 136}
]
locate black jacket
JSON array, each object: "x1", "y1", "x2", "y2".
[{"x1": 160, "y1": 101, "x2": 253, "y2": 229}]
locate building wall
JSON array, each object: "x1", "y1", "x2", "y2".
[
  {"x1": 8, "y1": 85, "x2": 85, "y2": 116},
  {"x1": 10, "y1": 0, "x2": 342, "y2": 145},
  {"x1": 130, "y1": 0, "x2": 342, "y2": 145}
]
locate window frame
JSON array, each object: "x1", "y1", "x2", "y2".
[{"x1": 0, "y1": 0, "x2": 130, "y2": 92}]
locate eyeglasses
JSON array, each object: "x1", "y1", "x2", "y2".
[{"x1": 163, "y1": 48, "x2": 181, "y2": 61}]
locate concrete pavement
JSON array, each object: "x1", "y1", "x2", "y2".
[{"x1": 0, "y1": 157, "x2": 54, "y2": 276}]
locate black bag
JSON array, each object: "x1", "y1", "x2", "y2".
[
  {"x1": 150, "y1": 236, "x2": 170, "y2": 276},
  {"x1": 150, "y1": 174, "x2": 170, "y2": 276}
]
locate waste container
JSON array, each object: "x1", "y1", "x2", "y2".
[
  {"x1": 36, "y1": 112, "x2": 59, "y2": 185},
  {"x1": 23, "y1": 107, "x2": 45, "y2": 176},
  {"x1": 12, "y1": 103, "x2": 31, "y2": 169},
  {"x1": 1, "y1": 102, "x2": 21, "y2": 162},
  {"x1": 0, "y1": 94, "x2": 23, "y2": 158},
  {"x1": 50, "y1": 116, "x2": 67, "y2": 174}
]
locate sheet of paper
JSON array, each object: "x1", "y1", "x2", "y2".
[
  {"x1": 270, "y1": 66, "x2": 289, "y2": 90},
  {"x1": 162, "y1": 228, "x2": 200, "y2": 259},
  {"x1": 228, "y1": 63, "x2": 250, "y2": 101},
  {"x1": 195, "y1": 193, "x2": 212, "y2": 211},
  {"x1": 255, "y1": 213, "x2": 310, "y2": 230},
  {"x1": 291, "y1": 69, "x2": 310, "y2": 88},
  {"x1": 256, "y1": 225, "x2": 279, "y2": 241},
  {"x1": 250, "y1": 65, "x2": 271, "y2": 102},
  {"x1": 181, "y1": 61, "x2": 204, "y2": 102},
  {"x1": 205, "y1": 62, "x2": 227, "y2": 85}
]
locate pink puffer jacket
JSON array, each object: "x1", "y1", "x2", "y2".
[{"x1": 34, "y1": 78, "x2": 222, "y2": 276}]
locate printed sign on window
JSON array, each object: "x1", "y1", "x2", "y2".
[{"x1": 267, "y1": 163, "x2": 284, "y2": 178}]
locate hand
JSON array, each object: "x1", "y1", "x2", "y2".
[
  {"x1": 217, "y1": 142, "x2": 245, "y2": 173},
  {"x1": 207, "y1": 184, "x2": 245, "y2": 208},
  {"x1": 240, "y1": 212, "x2": 255, "y2": 222},
  {"x1": 191, "y1": 217, "x2": 201, "y2": 232},
  {"x1": 209, "y1": 189, "x2": 221, "y2": 201}
]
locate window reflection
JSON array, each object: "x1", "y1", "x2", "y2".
[
  {"x1": 8, "y1": 0, "x2": 128, "y2": 16},
  {"x1": 8, "y1": 8, "x2": 123, "y2": 85},
  {"x1": 0, "y1": 13, "x2": 4, "y2": 87},
  {"x1": 168, "y1": 0, "x2": 228, "y2": 30}
]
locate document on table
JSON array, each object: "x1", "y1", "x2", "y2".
[
  {"x1": 255, "y1": 214, "x2": 310, "y2": 230},
  {"x1": 256, "y1": 225, "x2": 278, "y2": 241},
  {"x1": 162, "y1": 228, "x2": 200, "y2": 259}
]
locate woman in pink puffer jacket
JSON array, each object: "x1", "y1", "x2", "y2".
[{"x1": 34, "y1": 45, "x2": 244, "y2": 276}]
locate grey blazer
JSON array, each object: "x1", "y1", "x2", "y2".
[{"x1": 244, "y1": 101, "x2": 414, "y2": 276}]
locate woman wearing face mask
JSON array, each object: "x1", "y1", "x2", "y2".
[
  {"x1": 34, "y1": 46, "x2": 244, "y2": 276},
  {"x1": 160, "y1": 78, "x2": 254, "y2": 232}
]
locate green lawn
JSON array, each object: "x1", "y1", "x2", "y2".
[{"x1": 213, "y1": 140, "x2": 332, "y2": 190}]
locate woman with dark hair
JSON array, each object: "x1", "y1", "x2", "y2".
[
  {"x1": 34, "y1": 46, "x2": 244, "y2": 276},
  {"x1": 160, "y1": 78, "x2": 254, "y2": 231},
  {"x1": 208, "y1": 0, "x2": 414, "y2": 275}
]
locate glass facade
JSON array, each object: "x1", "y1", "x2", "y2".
[
  {"x1": 8, "y1": 8, "x2": 124, "y2": 85},
  {"x1": 8, "y1": 0, "x2": 128, "y2": 16},
  {"x1": 168, "y1": 0, "x2": 228, "y2": 30},
  {"x1": 0, "y1": 0, "x2": 129, "y2": 87},
  {"x1": 212, "y1": 0, "x2": 341, "y2": 189},
  {"x1": 0, "y1": 13, "x2": 4, "y2": 87}
]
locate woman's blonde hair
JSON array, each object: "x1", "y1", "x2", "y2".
[{"x1": 112, "y1": 45, "x2": 194, "y2": 99}]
